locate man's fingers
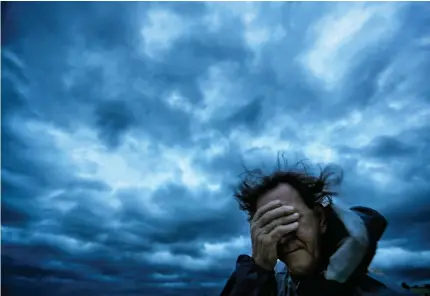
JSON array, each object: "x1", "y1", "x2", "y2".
[
  {"x1": 279, "y1": 233, "x2": 294, "y2": 245},
  {"x1": 263, "y1": 213, "x2": 300, "y2": 234},
  {"x1": 256, "y1": 205, "x2": 295, "y2": 228},
  {"x1": 252, "y1": 200, "x2": 282, "y2": 223},
  {"x1": 270, "y1": 222, "x2": 299, "y2": 241}
]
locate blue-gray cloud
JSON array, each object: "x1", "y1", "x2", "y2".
[{"x1": 2, "y1": 2, "x2": 430, "y2": 295}]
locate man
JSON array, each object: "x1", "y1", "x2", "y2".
[{"x1": 221, "y1": 166, "x2": 412, "y2": 296}]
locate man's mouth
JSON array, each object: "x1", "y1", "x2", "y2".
[{"x1": 284, "y1": 247, "x2": 301, "y2": 254}]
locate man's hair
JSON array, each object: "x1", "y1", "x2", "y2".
[{"x1": 234, "y1": 160, "x2": 343, "y2": 221}]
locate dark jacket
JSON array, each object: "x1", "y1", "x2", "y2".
[{"x1": 220, "y1": 206, "x2": 413, "y2": 296}]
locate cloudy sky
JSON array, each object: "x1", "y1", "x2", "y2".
[{"x1": 2, "y1": 2, "x2": 430, "y2": 295}]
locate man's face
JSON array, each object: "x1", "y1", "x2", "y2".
[{"x1": 255, "y1": 183, "x2": 327, "y2": 277}]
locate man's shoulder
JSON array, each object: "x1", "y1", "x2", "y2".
[{"x1": 356, "y1": 272, "x2": 415, "y2": 296}]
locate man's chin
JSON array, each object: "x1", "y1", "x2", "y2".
[{"x1": 281, "y1": 251, "x2": 316, "y2": 277}]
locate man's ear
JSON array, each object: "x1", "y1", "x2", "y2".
[{"x1": 314, "y1": 205, "x2": 328, "y2": 234}]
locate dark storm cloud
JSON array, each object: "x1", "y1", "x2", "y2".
[
  {"x1": 365, "y1": 136, "x2": 416, "y2": 159},
  {"x1": 2, "y1": 2, "x2": 430, "y2": 296},
  {"x1": 95, "y1": 100, "x2": 136, "y2": 148},
  {"x1": 2, "y1": 1, "x2": 253, "y2": 147},
  {"x1": 225, "y1": 98, "x2": 264, "y2": 130},
  {"x1": 117, "y1": 183, "x2": 247, "y2": 244}
]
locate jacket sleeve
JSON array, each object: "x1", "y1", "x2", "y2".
[
  {"x1": 350, "y1": 206, "x2": 388, "y2": 274},
  {"x1": 220, "y1": 255, "x2": 277, "y2": 296},
  {"x1": 325, "y1": 204, "x2": 371, "y2": 283}
]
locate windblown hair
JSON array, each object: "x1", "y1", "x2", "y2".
[{"x1": 234, "y1": 159, "x2": 343, "y2": 221}]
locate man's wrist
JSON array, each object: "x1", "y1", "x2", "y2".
[{"x1": 252, "y1": 257, "x2": 274, "y2": 271}]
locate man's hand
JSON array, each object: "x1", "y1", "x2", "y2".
[{"x1": 251, "y1": 200, "x2": 299, "y2": 271}]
